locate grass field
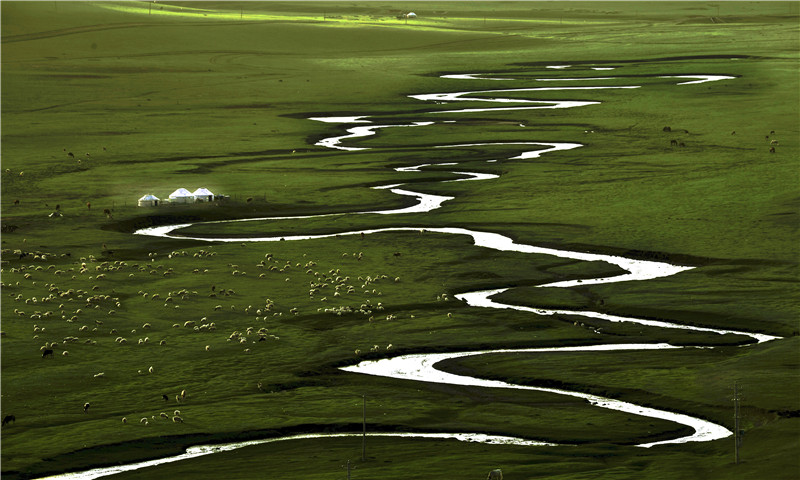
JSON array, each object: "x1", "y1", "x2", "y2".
[{"x1": 2, "y1": 2, "x2": 798, "y2": 479}]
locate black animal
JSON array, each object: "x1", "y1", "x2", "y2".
[
  {"x1": 67, "y1": 152, "x2": 74, "y2": 158},
  {"x1": 670, "y1": 139, "x2": 678, "y2": 146},
  {"x1": 2, "y1": 415, "x2": 15, "y2": 426},
  {"x1": 662, "y1": 126, "x2": 671, "y2": 132},
  {"x1": 769, "y1": 146, "x2": 776, "y2": 153},
  {"x1": 42, "y1": 348, "x2": 54, "y2": 359},
  {"x1": 162, "y1": 394, "x2": 169, "y2": 402}
]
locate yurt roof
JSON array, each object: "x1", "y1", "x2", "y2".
[
  {"x1": 193, "y1": 187, "x2": 214, "y2": 196},
  {"x1": 169, "y1": 188, "x2": 194, "y2": 197},
  {"x1": 139, "y1": 194, "x2": 160, "y2": 201}
]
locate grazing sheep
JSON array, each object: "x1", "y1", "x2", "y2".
[
  {"x1": 83, "y1": 402, "x2": 90, "y2": 413},
  {"x1": 487, "y1": 469, "x2": 503, "y2": 480},
  {"x1": 180, "y1": 389, "x2": 186, "y2": 400},
  {"x1": 62, "y1": 351, "x2": 69, "y2": 356},
  {"x1": 172, "y1": 415, "x2": 184, "y2": 423},
  {"x1": 140, "y1": 418, "x2": 149, "y2": 425},
  {"x1": 175, "y1": 395, "x2": 182, "y2": 403},
  {"x1": 122, "y1": 417, "x2": 127, "y2": 424},
  {"x1": 160, "y1": 412, "x2": 169, "y2": 419},
  {"x1": 94, "y1": 372, "x2": 105, "y2": 378},
  {"x1": 148, "y1": 366, "x2": 154, "y2": 374},
  {"x1": 770, "y1": 139, "x2": 779, "y2": 145},
  {"x1": 205, "y1": 345, "x2": 210, "y2": 351},
  {"x1": 174, "y1": 410, "x2": 181, "y2": 416}
]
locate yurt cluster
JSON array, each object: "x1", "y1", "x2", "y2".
[{"x1": 137, "y1": 187, "x2": 216, "y2": 207}]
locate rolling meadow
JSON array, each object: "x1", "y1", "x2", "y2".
[{"x1": 1, "y1": 2, "x2": 798, "y2": 479}]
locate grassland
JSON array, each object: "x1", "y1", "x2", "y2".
[{"x1": 1, "y1": 2, "x2": 798, "y2": 479}]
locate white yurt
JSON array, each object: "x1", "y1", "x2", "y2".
[
  {"x1": 168, "y1": 188, "x2": 194, "y2": 204},
  {"x1": 137, "y1": 194, "x2": 160, "y2": 207},
  {"x1": 192, "y1": 187, "x2": 214, "y2": 202}
]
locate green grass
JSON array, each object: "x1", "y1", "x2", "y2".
[{"x1": 2, "y1": 2, "x2": 798, "y2": 479}]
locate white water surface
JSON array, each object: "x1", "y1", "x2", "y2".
[
  {"x1": 35, "y1": 432, "x2": 556, "y2": 480},
  {"x1": 340, "y1": 343, "x2": 732, "y2": 447},
  {"x1": 659, "y1": 75, "x2": 736, "y2": 85},
  {"x1": 314, "y1": 122, "x2": 434, "y2": 150}
]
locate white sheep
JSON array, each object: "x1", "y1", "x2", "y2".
[{"x1": 148, "y1": 366, "x2": 154, "y2": 374}]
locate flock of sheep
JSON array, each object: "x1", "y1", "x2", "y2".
[{"x1": 1, "y1": 243, "x2": 414, "y2": 428}]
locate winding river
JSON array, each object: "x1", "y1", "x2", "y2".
[{"x1": 39, "y1": 67, "x2": 776, "y2": 479}]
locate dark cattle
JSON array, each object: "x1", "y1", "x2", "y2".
[
  {"x1": 162, "y1": 394, "x2": 169, "y2": 402},
  {"x1": 67, "y1": 152, "x2": 74, "y2": 158},
  {"x1": 393, "y1": 252, "x2": 402, "y2": 257},
  {"x1": 770, "y1": 130, "x2": 775, "y2": 134},
  {"x1": 55, "y1": 204, "x2": 60, "y2": 210},
  {"x1": 13, "y1": 199, "x2": 19, "y2": 206},
  {"x1": 2, "y1": 415, "x2": 15, "y2": 426},
  {"x1": 769, "y1": 147, "x2": 776, "y2": 153},
  {"x1": 731, "y1": 131, "x2": 736, "y2": 135},
  {"x1": 670, "y1": 139, "x2": 678, "y2": 146},
  {"x1": 662, "y1": 126, "x2": 671, "y2": 132},
  {"x1": 246, "y1": 197, "x2": 253, "y2": 203},
  {"x1": 679, "y1": 142, "x2": 686, "y2": 148},
  {"x1": 42, "y1": 349, "x2": 54, "y2": 359},
  {"x1": 86, "y1": 202, "x2": 91, "y2": 210}
]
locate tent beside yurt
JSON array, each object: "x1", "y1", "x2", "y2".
[
  {"x1": 168, "y1": 188, "x2": 194, "y2": 203},
  {"x1": 193, "y1": 187, "x2": 214, "y2": 202},
  {"x1": 138, "y1": 194, "x2": 160, "y2": 207}
]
